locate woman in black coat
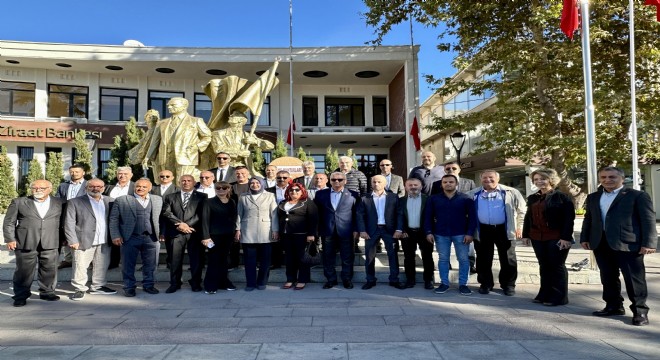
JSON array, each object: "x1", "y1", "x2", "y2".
[
  {"x1": 277, "y1": 183, "x2": 318, "y2": 290},
  {"x1": 522, "y1": 168, "x2": 575, "y2": 306},
  {"x1": 201, "y1": 181, "x2": 238, "y2": 293}
]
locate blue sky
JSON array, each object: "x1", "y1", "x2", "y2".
[{"x1": 3, "y1": 0, "x2": 455, "y2": 101}]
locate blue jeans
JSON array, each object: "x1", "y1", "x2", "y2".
[{"x1": 435, "y1": 235, "x2": 470, "y2": 286}]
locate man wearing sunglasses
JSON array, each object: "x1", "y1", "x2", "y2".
[
  {"x1": 195, "y1": 171, "x2": 216, "y2": 198},
  {"x1": 266, "y1": 170, "x2": 291, "y2": 268},
  {"x1": 151, "y1": 170, "x2": 179, "y2": 197},
  {"x1": 208, "y1": 151, "x2": 236, "y2": 184}
]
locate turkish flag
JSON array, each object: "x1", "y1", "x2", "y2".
[
  {"x1": 410, "y1": 116, "x2": 421, "y2": 152},
  {"x1": 286, "y1": 116, "x2": 296, "y2": 145},
  {"x1": 646, "y1": 0, "x2": 660, "y2": 21},
  {"x1": 560, "y1": 0, "x2": 579, "y2": 39}
]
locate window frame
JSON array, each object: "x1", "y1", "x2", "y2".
[
  {"x1": 99, "y1": 87, "x2": 138, "y2": 121},
  {"x1": 0, "y1": 81, "x2": 36, "y2": 117},
  {"x1": 47, "y1": 84, "x2": 89, "y2": 118},
  {"x1": 324, "y1": 97, "x2": 365, "y2": 127},
  {"x1": 148, "y1": 90, "x2": 185, "y2": 118}
]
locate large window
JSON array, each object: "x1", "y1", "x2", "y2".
[
  {"x1": 372, "y1": 97, "x2": 387, "y2": 126},
  {"x1": 48, "y1": 84, "x2": 88, "y2": 118},
  {"x1": 309, "y1": 154, "x2": 325, "y2": 172},
  {"x1": 100, "y1": 88, "x2": 138, "y2": 121},
  {"x1": 325, "y1": 97, "x2": 364, "y2": 126},
  {"x1": 194, "y1": 93, "x2": 212, "y2": 122},
  {"x1": 17, "y1": 146, "x2": 34, "y2": 191},
  {"x1": 246, "y1": 96, "x2": 270, "y2": 126},
  {"x1": 443, "y1": 73, "x2": 499, "y2": 118},
  {"x1": 149, "y1": 91, "x2": 184, "y2": 118},
  {"x1": 354, "y1": 154, "x2": 387, "y2": 181},
  {"x1": 98, "y1": 148, "x2": 111, "y2": 178},
  {"x1": 302, "y1": 97, "x2": 318, "y2": 126},
  {"x1": 0, "y1": 81, "x2": 35, "y2": 116}
]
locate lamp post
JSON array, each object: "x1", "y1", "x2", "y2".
[{"x1": 449, "y1": 132, "x2": 466, "y2": 167}]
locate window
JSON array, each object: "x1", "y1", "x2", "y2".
[
  {"x1": 442, "y1": 73, "x2": 500, "y2": 118},
  {"x1": 246, "y1": 96, "x2": 270, "y2": 126},
  {"x1": 194, "y1": 93, "x2": 212, "y2": 122},
  {"x1": 309, "y1": 154, "x2": 325, "y2": 172},
  {"x1": 372, "y1": 97, "x2": 387, "y2": 126},
  {"x1": 98, "y1": 149, "x2": 112, "y2": 178},
  {"x1": 48, "y1": 84, "x2": 89, "y2": 118},
  {"x1": 262, "y1": 151, "x2": 272, "y2": 165},
  {"x1": 149, "y1": 91, "x2": 184, "y2": 118},
  {"x1": 72, "y1": 147, "x2": 78, "y2": 165},
  {"x1": 0, "y1": 81, "x2": 35, "y2": 116},
  {"x1": 325, "y1": 97, "x2": 364, "y2": 126},
  {"x1": 17, "y1": 146, "x2": 34, "y2": 191},
  {"x1": 100, "y1": 88, "x2": 138, "y2": 121},
  {"x1": 45, "y1": 147, "x2": 62, "y2": 163},
  {"x1": 354, "y1": 154, "x2": 387, "y2": 181},
  {"x1": 302, "y1": 97, "x2": 318, "y2": 126}
]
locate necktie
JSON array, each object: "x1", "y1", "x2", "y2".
[
  {"x1": 183, "y1": 192, "x2": 190, "y2": 210},
  {"x1": 219, "y1": 169, "x2": 225, "y2": 181}
]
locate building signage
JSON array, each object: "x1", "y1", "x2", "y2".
[{"x1": 0, "y1": 126, "x2": 103, "y2": 140}]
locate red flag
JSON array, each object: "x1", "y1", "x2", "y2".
[
  {"x1": 560, "y1": 0, "x2": 579, "y2": 39},
  {"x1": 286, "y1": 116, "x2": 296, "y2": 145},
  {"x1": 646, "y1": 0, "x2": 660, "y2": 22},
  {"x1": 410, "y1": 116, "x2": 421, "y2": 152}
]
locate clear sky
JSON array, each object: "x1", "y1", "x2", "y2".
[{"x1": 3, "y1": 0, "x2": 455, "y2": 102}]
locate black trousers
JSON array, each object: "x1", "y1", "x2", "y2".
[
  {"x1": 401, "y1": 229, "x2": 435, "y2": 284},
  {"x1": 13, "y1": 245, "x2": 58, "y2": 301},
  {"x1": 204, "y1": 233, "x2": 233, "y2": 291},
  {"x1": 228, "y1": 241, "x2": 241, "y2": 268},
  {"x1": 322, "y1": 232, "x2": 354, "y2": 282},
  {"x1": 282, "y1": 233, "x2": 311, "y2": 283},
  {"x1": 170, "y1": 234, "x2": 205, "y2": 287},
  {"x1": 531, "y1": 239, "x2": 569, "y2": 305},
  {"x1": 475, "y1": 223, "x2": 517, "y2": 289},
  {"x1": 593, "y1": 238, "x2": 649, "y2": 315}
]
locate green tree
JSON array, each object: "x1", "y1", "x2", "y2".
[
  {"x1": 272, "y1": 132, "x2": 288, "y2": 160},
  {"x1": 23, "y1": 158, "x2": 44, "y2": 196},
  {"x1": 252, "y1": 147, "x2": 266, "y2": 176},
  {"x1": 73, "y1": 129, "x2": 93, "y2": 179},
  {"x1": 45, "y1": 152, "x2": 64, "y2": 196},
  {"x1": 0, "y1": 146, "x2": 18, "y2": 213},
  {"x1": 364, "y1": 0, "x2": 660, "y2": 206},
  {"x1": 324, "y1": 145, "x2": 339, "y2": 174},
  {"x1": 105, "y1": 117, "x2": 145, "y2": 183},
  {"x1": 296, "y1": 146, "x2": 311, "y2": 162}
]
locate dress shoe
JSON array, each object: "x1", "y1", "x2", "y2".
[
  {"x1": 57, "y1": 261, "x2": 72, "y2": 269},
  {"x1": 343, "y1": 280, "x2": 354, "y2": 289},
  {"x1": 478, "y1": 286, "x2": 492, "y2": 294},
  {"x1": 469, "y1": 266, "x2": 477, "y2": 274},
  {"x1": 592, "y1": 307, "x2": 626, "y2": 317},
  {"x1": 389, "y1": 282, "x2": 406, "y2": 289},
  {"x1": 13, "y1": 299, "x2": 27, "y2": 307},
  {"x1": 124, "y1": 288, "x2": 136, "y2": 297},
  {"x1": 39, "y1": 293, "x2": 60, "y2": 301},
  {"x1": 361, "y1": 282, "x2": 376, "y2": 290},
  {"x1": 404, "y1": 282, "x2": 415, "y2": 289},
  {"x1": 191, "y1": 285, "x2": 203, "y2": 292},
  {"x1": 424, "y1": 281, "x2": 434, "y2": 290},
  {"x1": 143, "y1": 287, "x2": 159, "y2": 294},
  {"x1": 632, "y1": 313, "x2": 649, "y2": 326},
  {"x1": 502, "y1": 288, "x2": 516, "y2": 296},
  {"x1": 323, "y1": 281, "x2": 338, "y2": 289},
  {"x1": 165, "y1": 285, "x2": 180, "y2": 294}
]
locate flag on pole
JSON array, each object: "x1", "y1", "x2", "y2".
[
  {"x1": 286, "y1": 115, "x2": 296, "y2": 146},
  {"x1": 646, "y1": 0, "x2": 660, "y2": 21},
  {"x1": 410, "y1": 116, "x2": 421, "y2": 152},
  {"x1": 560, "y1": 0, "x2": 580, "y2": 39}
]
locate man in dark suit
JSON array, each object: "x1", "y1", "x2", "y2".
[
  {"x1": 109, "y1": 178, "x2": 162, "y2": 297},
  {"x1": 266, "y1": 170, "x2": 290, "y2": 269},
  {"x1": 104, "y1": 166, "x2": 136, "y2": 269},
  {"x1": 399, "y1": 178, "x2": 435, "y2": 289},
  {"x1": 314, "y1": 172, "x2": 360, "y2": 289},
  {"x1": 294, "y1": 161, "x2": 316, "y2": 189},
  {"x1": 151, "y1": 170, "x2": 179, "y2": 197},
  {"x1": 3, "y1": 180, "x2": 64, "y2": 307},
  {"x1": 208, "y1": 151, "x2": 236, "y2": 183},
  {"x1": 357, "y1": 175, "x2": 405, "y2": 289},
  {"x1": 581, "y1": 166, "x2": 657, "y2": 326},
  {"x1": 161, "y1": 174, "x2": 207, "y2": 293},
  {"x1": 64, "y1": 179, "x2": 116, "y2": 301},
  {"x1": 54, "y1": 163, "x2": 87, "y2": 269}
]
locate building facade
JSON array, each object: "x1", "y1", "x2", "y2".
[{"x1": 1, "y1": 40, "x2": 420, "y2": 188}]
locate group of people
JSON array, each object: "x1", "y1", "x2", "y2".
[{"x1": 3, "y1": 150, "x2": 656, "y2": 327}]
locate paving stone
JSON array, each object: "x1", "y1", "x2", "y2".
[
  {"x1": 165, "y1": 344, "x2": 260, "y2": 360},
  {"x1": 602, "y1": 338, "x2": 660, "y2": 360},
  {"x1": 178, "y1": 308, "x2": 238, "y2": 318},
  {"x1": 45, "y1": 318, "x2": 126, "y2": 330},
  {"x1": 236, "y1": 307, "x2": 294, "y2": 317},
  {"x1": 177, "y1": 317, "x2": 242, "y2": 328},
  {"x1": 323, "y1": 326, "x2": 405, "y2": 343},
  {"x1": 258, "y1": 343, "x2": 348, "y2": 360},
  {"x1": 0, "y1": 329, "x2": 88, "y2": 346},
  {"x1": 77, "y1": 345, "x2": 175, "y2": 359},
  {"x1": 312, "y1": 315, "x2": 385, "y2": 326},
  {"x1": 241, "y1": 326, "x2": 323, "y2": 343},
  {"x1": 383, "y1": 315, "x2": 447, "y2": 326},
  {"x1": 519, "y1": 340, "x2": 635, "y2": 360},
  {"x1": 347, "y1": 342, "x2": 440, "y2": 360},
  {"x1": 0, "y1": 345, "x2": 90, "y2": 360},
  {"x1": 433, "y1": 340, "x2": 536, "y2": 360},
  {"x1": 78, "y1": 329, "x2": 174, "y2": 345},
  {"x1": 239, "y1": 316, "x2": 312, "y2": 327},
  {"x1": 164, "y1": 328, "x2": 248, "y2": 344},
  {"x1": 291, "y1": 307, "x2": 348, "y2": 317},
  {"x1": 115, "y1": 318, "x2": 183, "y2": 329},
  {"x1": 121, "y1": 309, "x2": 185, "y2": 318},
  {"x1": 347, "y1": 306, "x2": 404, "y2": 316},
  {"x1": 477, "y1": 323, "x2": 573, "y2": 340},
  {"x1": 401, "y1": 325, "x2": 490, "y2": 341}
]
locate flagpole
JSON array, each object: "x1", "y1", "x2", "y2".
[
  {"x1": 288, "y1": 0, "x2": 294, "y2": 156},
  {"x1": 408, "y1": 2, "x2": 419, "y2": 168},
  {"x1": 580, "y1": 0, "x2": 598, "y2": 193},
  {"x1": 629, "y1": 0, "x2": 640, "y2": 190}
]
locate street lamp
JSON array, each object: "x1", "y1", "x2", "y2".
[{"x1": 449, "y1": 132, "x2": 466, "y2": 167}]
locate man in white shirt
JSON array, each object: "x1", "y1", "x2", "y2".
[
  {"x1": 151, "y1": 170, "x2": 178, "y2": 197},
  {"x1": 196, "y1": 171, "x2": 215, "y2": 198},
  {"x1": 104, "y1": 166, "x2": 136, "y2": 269},
  {"x1": 308, "y1": 173, "x2": 328, "y2": 200},
  {"x1": 294, "y1": 161, "x2": 316, "y2": 188},
  {"x1": 208, "y1": 151, "x2": 236, "y2": 183},
  {"x1": 267, "y1": 170, "x2": 290, "y2": 204},
  {"x1": 64, "y1": 179, "x2": 116, "y2": 301},
  {"x1": 265, "y1": 165, "x2": 278, "y2": 188},
  {"x1": 55, "y1": 164, "x2": 87, "y2": 269}
]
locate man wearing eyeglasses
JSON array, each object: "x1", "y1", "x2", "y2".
[
  {"x1": 104, "y1": 166, "x2": 136, "y2": 269},
  {"x1": 294, "y1": 161, "x2": 316, "y2": 189},
  {"x1": 208, "y1": 151, "x2": 236, "y2": 183},
  {"x1": 466, "y1": 170, "x2": 526, "y2": 296},
  {"x1": 379, "y1": 159, "x2": 405, "y2": 198},
  {"x1": 265, "y1": 165, "x2": 278, "y2": 188},
  {"x1": 408, "y1": 151, "x2": 445, "y2": 196},
  {"x1": 195, "y1": 171, "x2": 216, "y2": 198},
  {"x1": 151, "y1": 170, "x2": 179, "y2": 197},
  {"x1": 266, "y1": 170, "x2": 291, "y2": 268},
  {"x1": 314, "y1": 172, "x2": 360, "y2": 289},
  {"x1": 4, "y1": 180, "x2": 65, "y2": 307}
]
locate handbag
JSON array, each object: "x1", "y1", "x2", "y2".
[{"x1": 301, "y1": 240, "x2": 322, "y2": 266}]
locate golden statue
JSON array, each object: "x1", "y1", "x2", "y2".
[
  {"x1": 146, "y1": 97, "x2": 212, "y2": 182},
  {"x1": 128, "y1": 109, "x2": 160, "y2": 180}
]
